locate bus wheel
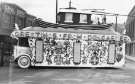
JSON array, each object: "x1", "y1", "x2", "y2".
[{"x1": 17, "y1": 55, "x2": 30, "y2": 69}]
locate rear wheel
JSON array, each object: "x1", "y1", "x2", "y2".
[{"x1": 17, "y1": 55, "x2": 30, "y2": 69}]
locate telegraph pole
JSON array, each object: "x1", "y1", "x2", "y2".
[
  {"x1": 69, "y1": 0, "x2": 72, "y2": 8},
  {"x1": 0, "y1": 0, "x2": 4, "y2": 67},
  {"x1": 115, "y1": 14, "x2": 118, "y2": 32},
  {"x1": 56, "y1": 0, "x2": 58, "y2": 23}
]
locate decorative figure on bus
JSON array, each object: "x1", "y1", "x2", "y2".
[
  {"x1": 53, "y1": 33, "x2": 57, "y2": 40},
  {"x1": 64, "y1": 40, "x2": 70, "y2": 47},
  {"x1": 46, "y1": 55, "x2": 52, "y2": 65},
  {"x1": 45, "y1": 45, "x2": 54, "y2": 65},
  {"x1": 81, "y1": 43, "x2": 88, "y2": 56},
  {"x1": 28, "y1": 38, "x2": 36, "y2": 47},
  {"x1": 87, "y1": 42, "x2": 100, "y2": 65},
  {"x1": 63, "y1": 54, "x2": 70, "y2": 65},
  {"x1": 64, "y1": 40, "x2": 72, "y2": 54},
  {"x1": 45, "y1": 37, "x2": 51, "y2": 44},
  {"x1": 100, "y1": 46, "x2": 107, "y2": 57},
  {"x1": 51, "y1": 39, "x2": 57, "y2": 46},
  {"x1": 100, "y1": 57, "x2": 107, "y2": 64},
  {"x1": 90, "y1": 56, "x2": 99, "y2": 65},
  {"x1": 82, "y1": 56, "x2": 87, "y2": 64},
  {"x1": 28, "y1": 38, "x2": 36, "y2": 63},
  {"x1": 54, "y1": 55, "x2": 62, "y2": 65},
  {"x1": 63, "y1": 33, "x2": 68, "y2": 40},
  {"x1": 89, "y1": 44, "x2": 101, "y2": 65},
  {"x1": 55, "y1": 41, "x2": 64, "y2": 54}
]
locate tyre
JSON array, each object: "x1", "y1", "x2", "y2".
[{"x1": 17, "y1": 55, "x2": 30, "y2": 69}]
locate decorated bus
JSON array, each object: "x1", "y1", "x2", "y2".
[
  {"x1": 10, "y1": 25, "x2": 130, "y2": 68},
  {"x1": 11, "y1": 6, "x2": 131, "y2": 68}
]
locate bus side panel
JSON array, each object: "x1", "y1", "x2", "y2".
[
  {"x1": 35, "y1": 40, "x2": 44, "y2": 63},
  {"x1": 73, "y1": 42, "x2": 81, "y2": 64},
  {"x1": 108, "y1": 44, "x2": 115, "y2": 64}
]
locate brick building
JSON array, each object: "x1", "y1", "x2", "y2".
[
  {"x1": 0, "y1": 3, "x2": 36, "y2": 66},
  {"x1": 125, "y1": 5, "x2": 135, "y2": 57}
]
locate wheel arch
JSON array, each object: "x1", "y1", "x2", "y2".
[{"x1": 15, "y1": 54, "x2": 31, "y2": 62}]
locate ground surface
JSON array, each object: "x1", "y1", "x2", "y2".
[{"x1": 0, "y1": 59, "x2": 135, "y2": 84}]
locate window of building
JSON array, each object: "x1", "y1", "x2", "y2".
[
  {"x1": 26, "y1": 20, "x2": 32, "y2": 27},
  {"x1": 3, "y1": 14, "x2": 10, "y2": 28},
  {"x1": 10, "y1": 15, "x2": 15, "y2": 29},
  {"x1": 79, "y1": 14, "x2": 87, "y2": 23},
  {"x1": 57, "y1": 15, "x2": 61, "y2": 22},
  {"x1": 65, "y1": 13, "x2": 73, "y2": 23},
  {"x1": 17, "y1": 17, "x2": 25, "y2": 29}
]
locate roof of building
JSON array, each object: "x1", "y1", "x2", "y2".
[
  {"x1": 126, "y1": 5, "x2": 135, "y2": 25},
  {"x1": 59, "y1": 8, "x2": 93, "y2": 14},
  {"x1": 0, "y1": 2, "x2": 26, "y2": 12}
]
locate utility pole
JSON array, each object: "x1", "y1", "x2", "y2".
[
  {"x1": 115, "y1": 14, "x2": 118, "y2": 32},
  {"x1": 0, "y1": 0, "x2": 4, "y2": 66},
  {"x1": 69, "y1": 0, "x2": 72, "y2": 8},
  {"x1": 56, "y1": 0, "x2": 58, "y2": 23}
]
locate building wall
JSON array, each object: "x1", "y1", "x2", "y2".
[
  {"x1": 0, "y1": 3, "x2": 36, "y2": 35},
  {"x1": 25, "y1": 14, "x2": 35, "y2": 27},
  {"x1": 125, "y1": 6, "x2": 135, "y2": 57},
  {"x1": 0, "y1": 3, "x2": 36, "y2": 66}
]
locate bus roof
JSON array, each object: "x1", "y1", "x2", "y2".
[{"x1": 21, "y1": 26, "x2": 120, "y2": 35}]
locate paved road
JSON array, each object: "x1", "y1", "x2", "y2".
[{"x1": 0, "y1": 59, "x2": 135, "y2": 84}]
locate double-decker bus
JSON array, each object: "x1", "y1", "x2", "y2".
[{"x1": 11, "y1": 25, "x2": 130, "y2": 68}]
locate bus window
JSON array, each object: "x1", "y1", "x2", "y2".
[{"x1": 18, "y1": 37, "x2": 29, "y2": 47}]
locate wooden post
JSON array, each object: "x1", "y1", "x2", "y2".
[
  {"x1": 56, "y1": 0, "x2": 58, "y2": 23},
  {"x1": 115, "y1": 14, "x2": 118, "y2": 31},
  {"x1": 0, "y1": 42, "x2": 4, "y2": 66},
  {"x1": 0, "y1": 47, "x2": 2, "y2": 66}
]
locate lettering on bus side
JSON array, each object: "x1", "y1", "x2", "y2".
[{"x1": 12, "y1": 31, "x2": 129, "y2": 42}]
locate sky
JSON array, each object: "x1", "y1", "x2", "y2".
[{"x1": 2, "y1": 0, "x2": 135, "y2": 23}]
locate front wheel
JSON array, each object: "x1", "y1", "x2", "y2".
[{"x1": 17, "y1": 55, "x2": 31, "y2": 69}]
